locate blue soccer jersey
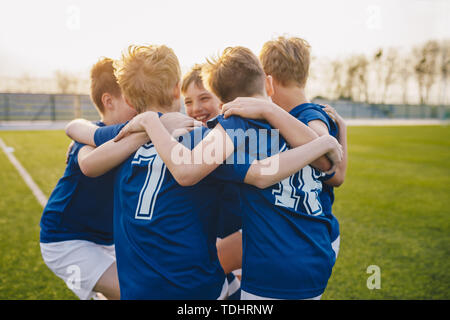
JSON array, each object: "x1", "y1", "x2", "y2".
[
  {"x1": 207, "y1": 113, "x2": 337, "y2": 299},
  {"x1": 94, "y1": 124, "x2": 234, "y2": 300},
  {"x1": 216, "y1": 185, "x2": 242, "y2": 300},
  {"x1": 293, "y1": 103, "x2": 340, "y2": 243},
  {"x1": 216, "y1": 186, "x2": 242, "y2": 238},
  {"x1": 40, "y1": 121, "x2": 115, "y2": 245}
]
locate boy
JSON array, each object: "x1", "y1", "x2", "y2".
[
  {"x1": 182, "y1": 64, "x2": 221, "y2": 124},
  {"x1": 221, "y1": 36, "x2": 347, "y2": 259},
  {"x1": 182, "y1": 64, "x2": 242, "y2": 299},
  {"x1": 39, "y1": 57, "x2": 137, "y2": 300},
  {"x1": 259, "y1": 36, "x2": 347, "y2": 258},
  {"x1": 67, "y1": 45, "x2": 342, "y2": 299},
  {"x1": 65, "y1": 45, "x2": 229, "y2": 300},
  {"x1": 115, "y1": 46, "x2": 343, "y2": 299}
]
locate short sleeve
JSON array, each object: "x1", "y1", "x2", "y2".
[
  {"x1": 299, "y1": 109, "x2": 332, "y2": 133},
  {"x1": 68, "y1": 142, "x2": 85, "y2": 167},
  {"x1": 296, "y1": 106, "x2": 339, "y2": 138},
  {"x1": 208, "y1": 115, "x2": 252, "y2": 183},
  {"x1": 319, "y1": 171, "x2": 336, "y2": 182},
  {"x1": 94, "y1": 123, "x2": 126, "y2": 146}
]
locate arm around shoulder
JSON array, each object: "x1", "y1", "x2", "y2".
[{"x1": 65, "y1": 119, "x2": 98, "y2": 146}]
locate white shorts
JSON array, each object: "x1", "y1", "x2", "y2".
[
  {"x1": 40, "y1": 240, "x2": 116, "y2": 300},
  {"x1": 332, "y1": 236, "x2": 340, "y2": 259},
  {"x1": 217, "y1": 278, "x2": 229, "y2": 300}
]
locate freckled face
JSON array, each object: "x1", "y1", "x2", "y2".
[{"x1": 183, "y1": 83, "x2": 221, "y2": 123}]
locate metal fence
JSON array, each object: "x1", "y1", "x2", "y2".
[
  {"x1": 0, "y1": 93, "x2": 448, "y2": 121},
  {"x1": 313, "y1": 99, "x2": 449, "y2": 120},
  {"x1": 0, "y1": 93, "x2": 100, "y2": 121}
]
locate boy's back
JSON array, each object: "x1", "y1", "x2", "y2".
[
  {"x1": 208, "y1": 113, "x2": 337, "y2": 299},
  {"x1": 94, "y1": 124, "x2": 227, "y2": 299},
  {"x1": 40, "y1": 122, "x2": 114, "y2": 245}
]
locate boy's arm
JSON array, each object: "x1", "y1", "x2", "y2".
[
  {"x1": 221, "y1": 98, "x2": 333, "y2": 172},
  {"x1": 115, "y1": 111, "x2": 342, "y2": 188},
  {"x1": 114, "y1": 111, "x2": 234, "y2": 186},
  {"x1": 66, "y1": 113, "x2": 202, "y2": 147},
  {"x1": 78, "y1": 132, "x2": 149, "y2": 177},
  {"x1": 65, "y1": 119, "x2": 99, "y2": 146},
  {"x1": 321, "y1": 105, "x2": 348, "y2": 187},
  {"x1": 216, "y1": 231, "x2": 242, "y2": 274},
  {"x1": 244, "y1": 135, "x2": 342, "y2": 189}
]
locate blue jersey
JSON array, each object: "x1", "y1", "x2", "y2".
[
  {"x1": 216, "y1": 185, "x2": 242, "y2": 300},
  {"x1": 207, "y1": 113, "x2": 336, "y2": 299},
  {"x1": 293, "y1": 103, "x2": 340, "y2": 242},
  {"x1": 94, "y1": 124, "x2": 232, "y2": 300},
  {"x1": 216, "y1": 186, "x2": 242, "y2": 238},
  {"x1": 40, "y1": 121, "x2": 115, "y2": 245}
]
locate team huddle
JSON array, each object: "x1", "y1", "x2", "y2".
[{"x1": 39, "y1": 36, "x2": 348, "y2": 300}]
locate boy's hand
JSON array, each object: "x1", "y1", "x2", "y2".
[
  {"x1": 322, "y1": 104, "x2": 346, "y2": 129},
  {"x1": 114, "y1": 112, "x2": 151, "y2": 142},
  {"x1": 114, "y1": 112, "x2": 202, "y2": 142},
  {"x1": 323, "y1": 135, "x2": 343, "y2": 175},
  {"x1": 160, "y1": 112, "x2": 203, "y2": 137},
  {"x1": 221, "y1": 97, "x2": 277, "y2": 120}
]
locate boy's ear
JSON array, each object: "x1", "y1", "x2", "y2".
[
  {"x1": 173, "y1": 81, "x2": 181, "y2": 99},
  {"x1": 124, "y1": 96, "x2": 134, "y2": 109},
  {"x1": 101, "y1": 93, "x2": 114, "y2": 111},
  {"x1": 265, "y1": 75, "x2": 274, "y2": 97}
]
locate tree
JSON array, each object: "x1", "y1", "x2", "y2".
[
  {"x1": 329, "y1": 59, "x2": 346, "y2": 100},
  {"x1": 54, "y1": 70, "x2": 78, "y2": 94},
  {"x1": 381, "y1": 48, "x2": 399, "y2": 103},
  {"x1": 398, "y1": 55, "x2": 412, "y2": 105},
  {"x1": 438, "y1": 40, "x2": 450, "y2": 105},
  {"x1": 372, "y1": 48, "x2": 384, "y2": 103},
  {"x1": 343, "y1": 54, "x2": 369, "y2": 102},
  {"x1": 413, "y1": 40, "x2": 439, "y2": 104}
]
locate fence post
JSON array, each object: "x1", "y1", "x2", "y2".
[
  {"x1": 4, "y1": 94, "x2": 10, "y2": 121},
  {"x1": 74, "y1": 94, "x2": 81, "y2": 119},
  {"x1": 50, "y1": 94, "x2": 56, "y2": 121}
]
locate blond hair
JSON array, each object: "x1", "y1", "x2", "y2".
[
  {"x1": 90, "y1": 57, "x2": 122, "y2": 115},
  {"x1": 114, "y1": 45, "x2": 181, "y2": 113},
  {"x1": 259, "y1": 36, "x2": 311, "y2": 88},
  {"x1": 181, "y1": 64, "x2": 204, "y2": 94},
  {"x1": 202, "y1": 46, "x2": 266, "y2": 103}
]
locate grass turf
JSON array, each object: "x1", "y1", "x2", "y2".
[{"x1": 0, "y1": 125, "x2": 449, "y2": 299}]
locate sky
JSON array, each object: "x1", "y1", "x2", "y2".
[{"x1": 0, "y1": 0, "x2": 449, "y2": 78}]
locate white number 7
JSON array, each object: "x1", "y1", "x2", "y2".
[{"x1": 133, "y1": 145, "x2": 166, "y2": 220}]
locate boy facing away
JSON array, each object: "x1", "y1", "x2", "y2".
[
  {"x1": 39, "y1": 57, "x2": 137, "y2": 300},
  {"x1": 115, "y1": 46, "x2": 343, "y2": 299},
  {"x1": 224, "y1": 36, "x2": 348, "y2": 258}
]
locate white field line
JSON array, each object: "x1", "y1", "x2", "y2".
[{"x1": 0, "y1": 137, "x2": 48, "y2": 208}]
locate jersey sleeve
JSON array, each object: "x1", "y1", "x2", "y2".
[
  {"x1": 69, "y1": 142, "x2": 85, "y2": 167},
  {"x1": 299, "y1": 106, "x2": 338, "y2": 138},
  {"x1": 299, "y1": 108, "x2": 333, "y2": 133},
  {"x1": 319, "y1": 171, "x2": 336, "y2": 181},
  {"x1": 207, "y1": 115, "x2": 252, "y2": 183},
  {"x1": 94, "y1": 123, "x2": 126, "y2": 146}
]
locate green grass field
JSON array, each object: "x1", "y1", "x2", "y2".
[{"x1": 0, "y1": 126, "x2": 449, "y2": 300}]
